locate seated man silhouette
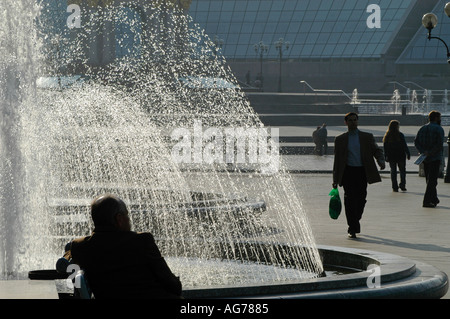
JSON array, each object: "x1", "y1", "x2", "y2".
[{"x1": 60, "y1": 194, "x2": 182, "y2": 299}]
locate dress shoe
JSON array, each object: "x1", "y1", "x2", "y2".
[
  {"x1": 400, "y1": 186, "x2": 407, "y2": 191},
  {"x1": 423, "y1": 202, "x2": 436, "y2": 208},
  {"x1": 348, "y1": 233, "x2": 357, "y2": 239},
  {"x1": 393, "y1": 188, "x2": 398, "y2": 192}
]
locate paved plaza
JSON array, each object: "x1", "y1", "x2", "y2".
[
  {"x1": 288, "y1": 170, "x2": 450, "y2": 299},
  {"x1": 279, "y1": 124, "x2": 450, "y2": 299}
]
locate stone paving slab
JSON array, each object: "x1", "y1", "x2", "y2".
[{"x1": 0, "y1": 280, "x2": 59, "y2": 299}]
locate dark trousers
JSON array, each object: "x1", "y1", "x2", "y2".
[
  {"x1": 389, "y1": 160, "x2": 406, "y2": 190},
  {"x1": 342, "y1": 166, "x2": 367, "y2": 234},
  {"x1": 423, "y1": 160, "x2": 441, "y2": 205}
]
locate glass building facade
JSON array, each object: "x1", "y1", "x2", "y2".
[
  {"x1": 37, "y1": 0, "x2": 450, "y2": 92},
  {"x1": 188, "y1": 0, "x2": 415, "y2": 60},
  {"x1": 39, "y1": 0, "x2": 449, "y2": 63},
  {"x1": 397, "y1": 0, "x2": 450, "y2": 64},
  {"x1": 186, "y1": 0, "x2": 450, "y2": 92}
]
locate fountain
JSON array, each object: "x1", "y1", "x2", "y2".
[
  {"x1": 1, "y1": 0, "x2": 448, "y2": 299},
  {"x1": 391, "y1": 89, "x2": 401, "y2": 114},
  {"x1": 411, "y1": 90, "x2": 419, "y2": 113},
  {"x1": 2, "y1": 0, "x2": 322, "y2": 285}
]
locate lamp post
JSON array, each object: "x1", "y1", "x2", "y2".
[
  {"x1": 254, "y1": 41, "x2": 268, "y2": 91},
  {"x1": 421, "y1": 4, "x2": 450, "y2": 63},
  {"x1": 275, "y1": 38, "x2": 290, "y2": 92},
  {"x1": 421, "y1": 3, "x2": 450, "y2": 182}
]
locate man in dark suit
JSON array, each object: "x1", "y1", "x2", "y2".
[
  {"x1": 61, "y1": 194, "x2": 182, "y2": 299},
  {"x1": 332, "y1": 112, "x2": 385, "y2": 238}
]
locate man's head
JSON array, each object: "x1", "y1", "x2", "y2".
[
  {"x1": 428, "y1": 110, "x2": 441, "y2": 125},
  {"x1": 91, "y1": 194, "x2": 131, "y2": 231},
  {"x1": 344, "y1": 112, "x2": 359, "y2": 131}
]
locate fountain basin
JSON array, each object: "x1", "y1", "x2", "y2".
[{"x1": 181, "y1": 245, "x2": 449, "y2": 299}]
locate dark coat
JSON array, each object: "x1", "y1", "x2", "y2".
[
  {"x1": 383, "y1": 132, "x2": 410, "y2": 162},
  {"x1": 66, "y1": 230, "x2": 182, "y2": 299},
  {"x1": 333, "y1": 130, "x2": 385, "y2": 186}
]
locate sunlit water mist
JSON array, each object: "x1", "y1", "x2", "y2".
[
  {"x1": 0, "y1": 0, "x2": 43, "y2": 279},
  {"x1": 1, "y1": 1, "x2": 323, "y2": 286}
]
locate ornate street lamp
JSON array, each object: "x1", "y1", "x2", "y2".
[
  {"x1": 254, "y1": 41, "x2": 268, "y2": 91},
  {"x1": 445, "y1": 1, "x2": 450, "y2": 17},
  {"x1": 421, "y1": 5, "x2": 450, "y2": 63},
  {"x1": 275, "y1": 38, "x2": 290, "y2": 92},
  {"x1": 421, "y1": 3, "x2": 450, "y2": 182}
]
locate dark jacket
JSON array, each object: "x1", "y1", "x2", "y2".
[
  {"x1": 65, "y1": 230, "x2": 182, "y2": 299},
  {"x1": 333, "y1": 130, "x2": 385, "y2": 186},
  {"x1": 414, "y1": 122, "x2": 445, "y2": 162},
  {"x1": 383, "y1": 132, "x2": 410, "y2": 162}
]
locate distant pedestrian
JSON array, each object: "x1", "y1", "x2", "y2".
[
  {"x1": 318, "y1": 124, "x2": 328, "y2": 155},
  {"x1": 333, "y1": 112, "x2": 385, "y2": 239},
  {"x1": 383, "y1": 120, "x2": 410, "y2": 192},
  {"x1": 255, "y1": 73, "x2": 263, "y2": 91},
  {"x1": 312, "y1": 126, "x2": 320, "y2": 155},
  {"x1": 414, "y1": 111, "x2": 445, "y2": 208}
]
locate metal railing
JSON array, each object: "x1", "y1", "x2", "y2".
[
  {"x1": 299, "y1": 81, "x2": 352, "y2": 101},
  {"x1": 298, "y1": 80, "x2": 450, "y2": 115}
]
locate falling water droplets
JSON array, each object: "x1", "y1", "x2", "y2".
[{"x1": 0, "y1": 1, "x2": 323, "y2": 285}]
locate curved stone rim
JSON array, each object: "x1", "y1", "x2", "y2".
[{"x1": 182, "y1": 245, "x2": 449, "y2": 299}]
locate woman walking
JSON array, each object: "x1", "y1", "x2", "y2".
[{"x1": 383, "y1": 120, "x2": 410, "y2": 192}]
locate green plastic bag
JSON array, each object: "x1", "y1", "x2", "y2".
[{"x1": 329, "y1": 188, "x2": 342, "y2": 220}]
